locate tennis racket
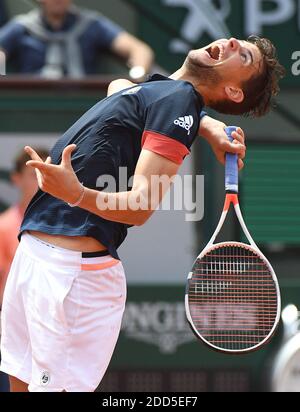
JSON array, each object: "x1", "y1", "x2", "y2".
[{"x1": 185, "y1": 126, "x2": 281, "y2": 354}]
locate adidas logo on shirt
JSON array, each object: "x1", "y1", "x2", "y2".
[{"x1": 174, "y1": 116, "x2": 194, "y2": 135}]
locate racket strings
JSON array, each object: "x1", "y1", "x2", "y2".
[{"x1": 188, "y1": 245, "x2": 278, "y2": 351}]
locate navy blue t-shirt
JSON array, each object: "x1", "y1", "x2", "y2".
[
  {"x1": 0, "y1": 9, "x2": 122, "y2": 74},
  {"x1": 20, "y1": 75, "x2": 204, "y2": 259}
]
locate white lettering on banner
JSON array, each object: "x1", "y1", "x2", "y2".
[
  {"x1": 163, "y1": 0, "x2": 231, "y2": 53},
  {"x1": 122, "y1": 302, "x2": 195, "y2": 354},
  {"x1": 191, "y1": 304, "x2": 258, "y2": 331},
  {"x1": 163, "y1": 0, "x2": 300, "y2": 52},
  {"x1": 292, "y1": 51, "x2": 300, "y2": 75},
  {"x1": 245, "y1": 0, "x2": 296, "y2": 35}
]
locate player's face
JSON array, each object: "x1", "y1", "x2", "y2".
[
  {"x1": 187, "y1": 38, "x2": 263, "y2": 86},
  {"x1": 39, "y1": 0, "x2": 72, "y2": 15}
]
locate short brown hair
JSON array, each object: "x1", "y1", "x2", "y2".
[
  {"x1": 212, "y1": 36, "x2": 286, "y2": 117},
  {"x1": 14, "y1": 147, "x2": 49, "y2": 173}
]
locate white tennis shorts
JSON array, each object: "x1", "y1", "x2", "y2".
[{"x1": 0, "y1": 233, "x2": 127, "y2": 392}]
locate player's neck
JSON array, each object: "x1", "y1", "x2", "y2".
[
  {"x1": 169, "y1": 67, "x2": 188, "y2": 82},
  {"x1": 170, "y1": 68, "x2": 211, "y2": 105}
]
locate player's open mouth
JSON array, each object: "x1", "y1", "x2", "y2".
[{"x1": 206, "y1": 44, "x2": 225, "y2": 61}]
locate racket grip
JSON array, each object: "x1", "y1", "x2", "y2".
[{"x1": 225, "y1": 126, "x2": 239, "y2": 193}]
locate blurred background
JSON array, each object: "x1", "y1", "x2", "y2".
[{"x1": 0, "y1": 0, "x2": 299, "y2": 392}]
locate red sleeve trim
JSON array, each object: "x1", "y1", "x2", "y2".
[{"x1": 142, "y1": 131, "x2": 190, "y2": 165}]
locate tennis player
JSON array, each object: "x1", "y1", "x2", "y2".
[{"x1": 0, "y1": 36, "x2": 284, "y2": 392}]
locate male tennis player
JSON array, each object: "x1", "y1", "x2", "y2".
[{"x1": 1, "y1": 36, "x2": 284, "y2": 392}]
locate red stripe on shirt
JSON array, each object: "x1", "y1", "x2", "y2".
[{"x1": 142, "y1": 131, "x2": 190, "y2": 165}]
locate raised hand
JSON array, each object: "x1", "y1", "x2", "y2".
[{"x1": 25, "y1": 145, "x2": 83, "y2": 205}]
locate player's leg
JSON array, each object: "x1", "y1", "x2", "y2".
[
  {"x1": 20, "y1": 233, "x2": 126, "y2": 392},
  {"x1": 0, "y1": 245, "x2": 32, "y2": 390},
  {"x1": 61, "y1": 254, "x2": 127, "y2": 392},
  {"x1": 9, "y1": 375, "x2": 29, "y2": 392}
]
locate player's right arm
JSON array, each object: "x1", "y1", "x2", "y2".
[
  {"x1": 81, "y1": 149, "x2": 180, "y2": 226},
  {"x1": 25, "y1": 146, "x2": 180, "y2": 227}
]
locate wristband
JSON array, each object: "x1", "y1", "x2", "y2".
[{"x1": 67, "y1": 184, "x2": 85, "y2": 208}]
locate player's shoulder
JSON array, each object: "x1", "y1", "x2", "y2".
[
  {"x1": 141, "y1": 74, "x2": 200, "y2": 105},
  {"x1": 144, "y1": 74, "x2": 194, "y2": 92}
]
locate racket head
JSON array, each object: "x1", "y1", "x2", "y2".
[{"x1": 186, "y1": 241, "x2": 281, "y2": 354}]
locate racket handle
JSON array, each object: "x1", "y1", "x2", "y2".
[{"x1": 225, "y1": 126, "x2": 239, "y2": 193}]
